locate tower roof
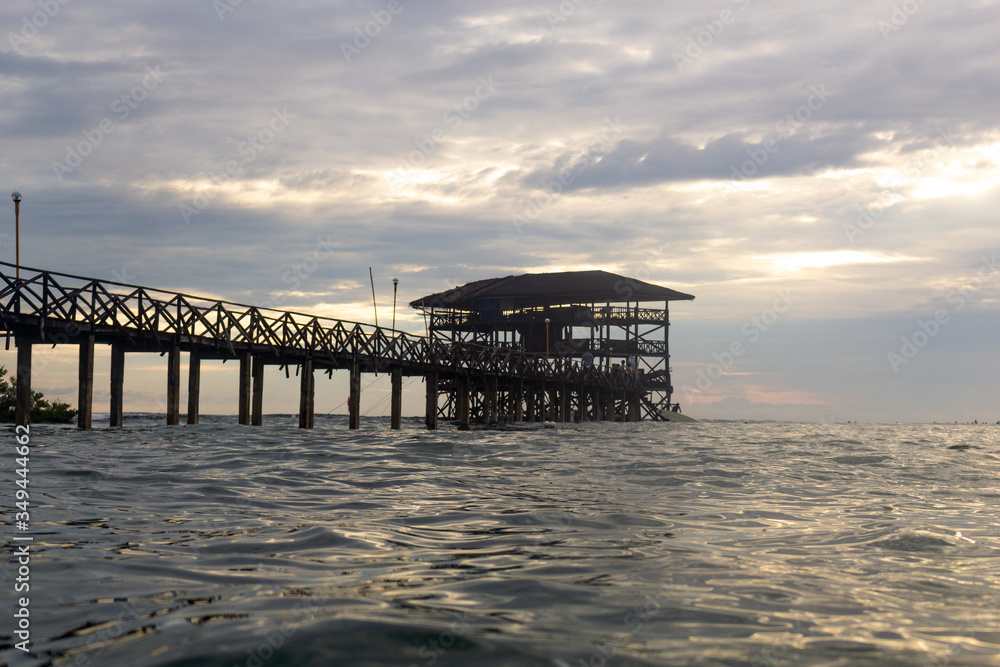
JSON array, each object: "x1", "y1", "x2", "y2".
[{"x1": 411, "y1": 270, "x2": 694, "y2": 310}]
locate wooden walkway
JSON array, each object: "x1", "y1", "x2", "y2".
[{"x1": 0, "y1": 263, "x2": 648, "y2": 429}]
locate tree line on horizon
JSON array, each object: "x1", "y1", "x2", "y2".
[{"x1": 0, "y1": 366, "x2": 78, "y2": 424}]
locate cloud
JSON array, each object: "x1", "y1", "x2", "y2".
[{"x1": 1, "y1": 0, "x2": 998, "y2": 421}]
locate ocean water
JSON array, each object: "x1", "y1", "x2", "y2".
[{"x1": 3, "y1": 418, "x2": 1000, "y2": 667}]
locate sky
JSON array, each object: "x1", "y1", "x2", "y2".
[{"x1": 1, "y1": 0, "x2": 998, "y2": 423}]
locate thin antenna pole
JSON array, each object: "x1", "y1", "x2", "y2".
[
  {"x1": 392, "y1": 278, "x2": 398, "y2": 331},
  {"x1": 369, "y1": 267, "x2": 379, "y2": 328}
]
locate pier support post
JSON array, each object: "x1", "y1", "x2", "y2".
[
  {"x1": 299, "y1": 359, "x2": 314, "y2": 429},
  {"x1": 526, "y1": 383, "x2": 536, "y2": 423},
  {"x1": 485, "y1": 375, "x2": 498, "y2": 424},
  {"x1": 390, "y1": 366, "x2": 402, "y2": 430},
  {"x1": 630, "y1": 370, "x2": 643, "y2": 422},
  {"x1": 349, "y1": 360, "x2": 361, "y2": 429},
  {"x1": 513, "y1": 379, "x2": 524, "y2": 422},
  {"x1": 252, "y1": 356, "x2": 264, "y2": 426},
  {"x1": 167, "y1": 345, "x2": 181, "y2": 425},
  {"x1": 77, "y1": 335, "x2": 94, "y2": 429},
  {"x1": 15, "y1": 339, "x2": 32, "y2": 427},
  {"x1": 187, "y1": 349, "x2": 201, "y2": 425},
  {"x1": 238, "y1": 351, "x2": 251, "y2": 425},
  {"x1": 577, "y1": 385, "x2": 588, "y2": 422},
  {"x1": 560, "y1": 382, "x2": 570, "y2": 423},
  {"x1": 110, "y1": 343, "x2": 125, "y2": 427},
  {"x1": 457, "y1": 375, "x2": 470, "y2": 431},
  {"x1": 425, "y1": 372, "x2": 438, "y2": 430}
]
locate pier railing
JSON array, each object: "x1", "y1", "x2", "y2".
[{"x1": 0, "y1": 263, "x2": 641, "y2": 391}]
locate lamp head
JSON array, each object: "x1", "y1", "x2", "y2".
[
  {"x1": 393, "y1": 278, "x2": 399, "y2": 286},
  {"x1": 545, "y1": 318, "x2": 551, "y2": 324},
  {"x1": 11, "y1": 191, "x2": 22, "y2": 203}
]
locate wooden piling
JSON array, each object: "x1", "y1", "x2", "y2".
[
  {"x1": 15, "y1": 339, "x2": 32, "y2": 427},
  {"x1": 298, "y1": 359, "x2": 314, "y2": 429},
  {"x1": 390, "y1": 366, "x2": 402, "y2": 430},
  {"x1": 252, "y1": 356, "x2": 264, "y2": 426},
  {"x1": 77, "y1": 335, "x2": 94, "y2": 429},
  {"x1": 167, "y1": 345, "x2": 181, "y2": 425},
  {"x1": 238, "y1": 351, "x2": 251, "y2": 425},
  {"x1": 513, "y1": 379, "x2": 524, "y2": 422},
  {"x1": 526, "y1": 383, "x2": 536, "y2": 423},
  {"x1": 458, "y1": 374, "x2": 470, "y2": 431},
  {"x1": 486, "y1": 375, "x2": 498, "y2": 424},
  {"x1": 629, "y1": 370, "x2": 643, "y2": 421},
  {"x1": 110, "y1": 343, "x2": 125, "y2": 427},
  {"x1": 425, "y1": 372, "x2": 438, "y2": 430},
  {"x1": 187, "y1": 349, "x2": 201, "y2": 425},
  {"x1": 560, "y1": 382, "x2": 570, "y2": 423},
  {"x1": 349, "y1": 360, "x2": 361, "y2": 429}
]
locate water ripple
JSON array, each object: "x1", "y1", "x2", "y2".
[{"x1": 4, "y1": 419, "x2": 1000, "y2": 666}]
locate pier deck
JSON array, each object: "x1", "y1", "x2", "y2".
[{"x1": 0, "y1": 263, "x2": 646, "y2": 429}]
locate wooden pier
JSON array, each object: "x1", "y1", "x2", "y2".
[{"x1": 0, "y1": 263, "x2": 647, "y2": 429}]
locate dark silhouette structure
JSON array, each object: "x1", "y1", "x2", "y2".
[
  {"x1": 0, "y1": 263, "x2": 672, "y2": 429},
  {"x1": 412, "y1": 270, "x2": 695, "y2": 421}
]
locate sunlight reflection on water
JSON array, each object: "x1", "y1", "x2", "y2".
[{"x1": 4, "y1": 418, "x2": 999, "y2": 666}]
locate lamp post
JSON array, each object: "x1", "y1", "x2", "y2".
[
  {"x1": 392, "y1": 278, "x2": 398, "y2": 332},
  {"x1": 545, "y1": 318, "x2": 550, "y2": 361},
  {"x1": 10, "y1": 191, "x2": 22, "y2": 279}
]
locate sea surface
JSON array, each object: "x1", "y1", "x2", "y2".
[{"x1": 3, "y1": 417, "x2": 1000, "y2": 667}]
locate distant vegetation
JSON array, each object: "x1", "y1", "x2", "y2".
[{"x1": 0, "y1": 366, "x2": 78, "y2": 424}]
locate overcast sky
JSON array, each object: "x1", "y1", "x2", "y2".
[{"x1": 2, "y1": 0, "x2": 998, "y2": 422}]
